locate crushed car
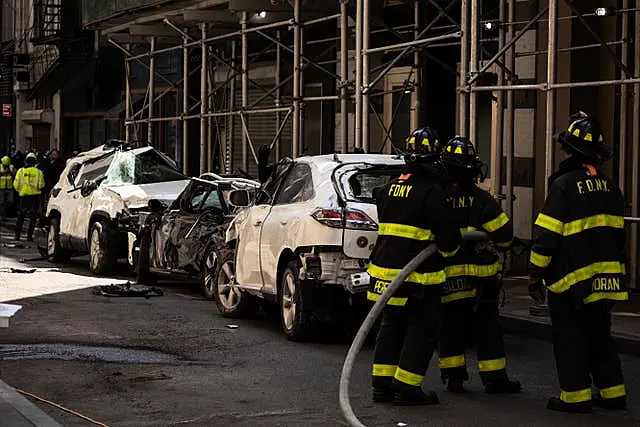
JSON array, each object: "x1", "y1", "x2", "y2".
[
  {"x1": 36, "y1": 141, "x2": 190, "y2": 275},
  {"x1": 134, "y1": 173, "x2": 260, "y2": 298},
  {"x1": 217, "y1": 153, "x2": 407, "y2": 341}
]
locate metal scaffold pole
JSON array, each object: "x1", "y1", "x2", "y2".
[
  {"x1": 413, "y1": 0, "x2": 421, "y2": 131},
  {"x1": 505, "y1": 0, "x2": 515, "y2": 219},
  {"x1": 228, "y1": 40, "x2": 237, "y2": 174},
  {"x1": 207, "y1": 41, "x2": 214, "y2": 172},
  {"x1": 619, "y1": 0, "x2": 629, "y2": 193},
  {"x1": 148, "y1": 36, "x2": 156, "y2": 146},
  {"x1": 241, "y1": 12, "x2": 249, "y2": 170},
  {"x1": 292, "y1": 0, "x2": 301, "y2": 158},
  {"x1": 354, "y1": 0, "x2": 363, "y2": 150},
  {"x1": 631, "y1": 7, "x2": 640, "y2": 288},
  {"x1": 200, "y1": 23, "x2": 208, "y2": 175},
  {"x1": 182, "y1": 34, "x2": 189, "y2": 174},
  {"x1": 544, "y1": 0, "x2": 558, "y2": 196},
  {"x1": 468, "y1": 0, "x2": 480, "y2": 145},
  {"x1": 340, "y1": 0, "x2": 349, "y2": 154},
  {"x1": 493, "y1": 0, "x2": 506, "y2": 199},
  {"x1": 362, "y1": 0, "x2": 370, "y2": 153},
  {"x1": 459, "y1": 0, "x2": 469, "y2": 136},
  {"x1": 125, "y1": 44, "x2": 132, "y2": 142},
  {"x1": 276, "y1": 30, "x2": 282, "y2": 160}
]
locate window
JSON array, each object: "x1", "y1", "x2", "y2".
[
  {"x1": 102, "y1": 149, "x2": 186, "y2": 186},
  {"x1": 184, "y1": 182, "x2": 212, "y2": 214},
  {"x1": 66, "y1": 164, "x2": 81, "y2": 186},
  {"x1": 275, "y1": 163, "x2": 314, "y2": 205},
  {"x1": 343, "y1": 168, "x2": 404, "y2": 203},
  {"x1": 255, "y1": 162, "x2": 292, "y2": 205},
  {"x1": 75, "y1": 153, "x2": 115, "y2": 186},
  {"x1": 201, "y1": 187, "x2": 223, "y2": 211}
]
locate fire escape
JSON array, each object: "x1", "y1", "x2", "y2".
[{"x1": 27, "y1": 0, "x2": 92, "y2": 102}]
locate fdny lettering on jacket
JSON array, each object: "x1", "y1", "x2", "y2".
[
  {"x1": 388, "y1": 184, "x2": 413, "y2": 198},
  {"x1": 592, "y1": 277, "x2": 621, "y2": 292},
  {"x1": 576, "y1": 178, "x2": 610, "y2": 194},
  {"x1": 451, "y1": 196, "x2": 475, "y2": 209},
  {"x1": 443, "y1": 278, "x2": 471, "y2": 294},
  {"x1": 372, "y1": 279, "x2": 390, "y2": 294}
]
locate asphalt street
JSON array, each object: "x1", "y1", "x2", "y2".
[{"x1": 1, "y1": 242, "x2": 640, "y2": 426}]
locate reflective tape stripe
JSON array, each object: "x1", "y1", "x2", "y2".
[
  {"x1": 439, "y1": 245, "x2": 460, "y2": 258},
  {"x1": 530, "y1": 250, "x2": 552, "y2": 268},
  {"x1": 600, "y1": 384, "x2": 626, "y2": 400},
  {"x1": 583, "y1": 291, "x2": 629, "y2": 305},
  {"x1": 483, "y1": 212, "x2": 510, "y2": 233},
  {"x1": 563, "y1": 214, "x2": 624, "y2": 236},
  {"x1": 478, "y1": 358, "x2": 506, "y2": 372},
  {"x1": 441, "y1": 289, "x2": 477, "y2": 303},
  {"x1": 444, "y1": 261, "x2": 501, "y2": 278},
  {"x1": 367, "y1": 291, "x2": 407, "y2": 306},
  {"x1": 394, "y1": 368, "x2": 424, "y2": 387},
  {"x1": 372, "y1": 364, "x2": 397, "y2": 377},
  {"x1": 496, "y1": 241, "x2": 512, "y2": 248},
  {"x1": 546, "y1": 261, "x2": 626, "y2": 293},
  {"x1": 535, "y1": 213, "x2": 564, "y2": 235},
  {"x1": 560, "y1": 388, "x2": 592, "y2": 403},
  {"x1": 461, "y1": 226, "x2": 478, "y2": 232},
  {"x1": 378, "y1": 223, "x2": 434, "y2": 241},
  {"x1": 368, "y1": 263, "x2": 446, "y2": 286},
  {"x1": 438, "y1": 355, "x2": 465, "y2": 369}
]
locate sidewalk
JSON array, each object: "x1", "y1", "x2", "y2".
[
  {"x1": 500, "y1": 277, "x2": 640, "y2": 356},
  {"x1": 0, "y1": 373, "x2": 62, "y2": 426}
]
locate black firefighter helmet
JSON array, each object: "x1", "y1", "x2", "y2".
[
  {"x1": 441, "y1": 136, "x2": 484, "y2": 181},
  {"x1": 403, "y1": 127, "x2": 442, "y2": 164},
  {"x1": 555, "y1": 111, "x2": 612, "y2": 162}
]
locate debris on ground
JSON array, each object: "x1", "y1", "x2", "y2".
[
  {"x1": 226, "y1": 324, "x2": 239, "y2": 329},
  {"x1": 19, "y1": 255, "x2": 48, "y2": 263},
  {"x1": 92, "y1": 282, "x2": 164, "y2": 298},
  {"x1": 1, "y1": 243, "x2": 25, "y2": 249},
  {"x1": 0, "y1": 268, "x2": 37, "y2": 274}
]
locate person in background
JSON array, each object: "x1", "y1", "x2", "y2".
[
  {"x1": 13, "y1": 153, "x2": 45, "y2": 241},
  {"x1": 0, "y1": 156, "x2": 16, "y2": 220}
]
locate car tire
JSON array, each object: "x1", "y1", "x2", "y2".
[
  {"x1": 212, "y1": 249, "x2": 258, "y2": 317},
  {"x1": 136, "y1": 232, "x2": 156, "y2": 285},
  {"x1": 47, "y1": 217, "x2": 70, "y2": 263},
  {"x1": 280, "y1": 261, "x2": 316, "y2": 342},
  {"x1": 89, "y1": 220, "x2": 117, "y2": 275}
]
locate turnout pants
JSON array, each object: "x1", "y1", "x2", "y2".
[
  {"x1": 439, "y1": 279, "x2": 508, "y2": 384},
  {"x1": 15, "y1": 195, "x2": 41, "y2": 240},
  {"x1": 372, "y1": 285, "x2": 441, "y2": 392},
  {"x1": 549, "y1": 292, "x2": 626, "y2": 404}
]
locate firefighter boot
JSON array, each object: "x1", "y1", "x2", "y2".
[
  {"x1": 393, "y1": 382, "x2": 439, "y2": 406},
  {"x1": 547, "y1": 397, "x2": 592, "y2": 414},
  {"x1": 441, "y1": 368, "x2": 469, "y2": 393},
  {"x1": 372, "y1": 386, "x2": 394, "y2": 403},
  {"x1": 592, "y1": 393, "x2": 627, "y2": 411},
  {"x1": 483, "y1": 371, "x2": 522, "y2": 394},
  {"x1": 14, "y1": 216, "x2": 23, "y2": 241}
]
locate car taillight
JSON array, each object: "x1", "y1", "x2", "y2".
[{"x1": 311, "y1": 208, "x2": 378, "y2": 231}]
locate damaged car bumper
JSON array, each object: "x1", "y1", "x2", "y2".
[{"x1": 299, "y1": 251, "x2": 370, "y2": 294}]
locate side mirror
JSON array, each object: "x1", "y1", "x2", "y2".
[
  {"x1": 80, "y1": 180, "x2": 98, "y2": 197},
  {"x1": 229, "y1": 189, "x2": 250, "y2": 207},
  {"x1": 148, "y1": 199, "x2": 167, "y2": 213}
]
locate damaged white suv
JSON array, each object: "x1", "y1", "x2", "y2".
[
  {"x1": 39, "y1": 142, "x2": 189, "y2": 275},
  {"x1": 218, "y1": 154, "x2": 406, "y2": 341}
]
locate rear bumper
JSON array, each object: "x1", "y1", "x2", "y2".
[{"x1": 300, "y1": 251, "x2": 369, "y2": 294}]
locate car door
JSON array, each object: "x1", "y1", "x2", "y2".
[
  {"x1": 235, "y1": 164, "x2": 290, "y2": 291},
  {"x1": 53, "y1": 163, "x2": 81, "y2": 247},
  {"x1": 259, "y1": 163, "x2": 315, "y2": 294}
]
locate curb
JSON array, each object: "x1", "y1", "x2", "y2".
[
  {"x1": 0, "y1": 380, "x2": 61, "y2": 427},
  {"x1": 500, "y1": 313, "x2": 640, "y2": 358}
]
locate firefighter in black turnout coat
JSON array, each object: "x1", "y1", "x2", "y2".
[
  {"x1": 437, "y1": 137, "x2": 522, "y2": 394},
  {"x1": 367, "y1": 127, "x2": 461, "y2": 406},
  {"x1": 529, "y1": 112, "x2": 628, "y2": 413}
]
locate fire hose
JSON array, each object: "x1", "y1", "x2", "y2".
[{"x1": 339, "y1": 231, "x2": 490, "y2": 427}]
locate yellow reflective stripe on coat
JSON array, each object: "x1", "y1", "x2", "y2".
[
  {"x1": 530, "y1": 250, "x2": 552, "y2": 268},
  {"x1": 600, "y1": 384, "x2": 626, "y2": 399},
  {"x1": 444, "y1": 261, "x2": 501, "y2": 278},
  {"x1": 366, "y1": 291, "x2": 407, "y2": 306},
  {"x1": 372, "y1": 364, "x2": 397, "y2": 377},
  {"x1": 439, "y1": 355, "x2": 465, "y2": 369},
  {"x1": 378, "y1": 223, "x2": 434, "y2": 241},
  {"x1": 441, "y1": 289, "x2": 476, "y2": 303},
  {"x1": 394, "y1": 368, "x2": 424, "y2": 386},
  {"x1": 546, "y1": 261, "x2": 626, "y2": 294},
  {"x1": 496, "y1": 241, "x2": 512, "y2": 249},
  {"x1": 583, "y1": 291, "x2": 629, "y2": 305},
  {"x1": 535, "y1": 213, "x2": 564, "y2": 235},
  {"x1": 563, "y1": 214, "x2": 624, "y2": 236},
  {"x1": 0, "y1": 165, "x2": 13, "y2": 189},
  {"x1": 560, "y1": 388, "x2": 592, "y2": 403},
  {"x1": 368, "y1": 263, "x2": 446, "y2": 286},
  {"x1": 439, "y1": 245, "x2": 460, "y2": 258},
  {"x1": 483, "y1": 212, "x2": 509, "y2": 233},
  {"x1": 14, "y1": 167, "x2": 44, "y2": 197},
  {"x1": 478, "y1": 358, "x2": 506, "y2": 372}
]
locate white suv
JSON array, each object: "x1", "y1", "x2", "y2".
[
  {"x1": 215, "y1": 154, "x2": 406, "y2": 341},
  {"x1": 39, "y1": 143, "x2": 189, "y2": 275}
]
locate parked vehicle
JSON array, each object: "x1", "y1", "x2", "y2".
[
  {"x1": 134, "y1": 173, "x2": 260, "y2": 298},
  {"x1": 219, "y1": 154, "x2": 407, "y2": 341},
  {"x1": 36, "y1": 141, "x2": 189, "y2": 275}
]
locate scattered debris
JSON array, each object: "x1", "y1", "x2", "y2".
[
  {"x1": 397, "y1": 423, "x2": 408, "y2": 427},
  {"x1": 92, "y1": 282, "x2": 164, "y2": 298},
  {"x1": 226, "y1": 324, "x2": 239, "y2": 329},
  {"x1": 19, "y1": 255, "x2": 48, "y2": 263},
  {"x1": 0, "y1": 268, "x2": 36, "y2": 274},
  {"x1": 2, "y1": 243, "x2": 25, "y2": 249}
]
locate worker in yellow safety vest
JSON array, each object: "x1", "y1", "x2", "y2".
[
  {"x1": 0, "y1": 156, "x2": 16, "y2": 219},
  {"x1": 13, "y1": 152, "x2": 45, "y2": 241}
]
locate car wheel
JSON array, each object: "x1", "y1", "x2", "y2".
[
  {"x1": 280, "y1": 261, "x2": 315, "y2": 342},
  {"x1": 89, "y1": 220, "x2": 117, "y2": 275},
  {"x1": 136, "y1": 232, "x2": 156, "y2": 285},
  {"x1": 212, "y1": 249, "x2": 258, "y2": 317},
  {"x1": 47, "y1": 217, "x2": 70, "y2": 263}
]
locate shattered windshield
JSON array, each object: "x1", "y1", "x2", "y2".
[
  {"x1": 342, "y1": 168, "x2": 405, "y2": 203},
  {"x1": 103, "y1": 149, "x2": 186, "y2": 186}
]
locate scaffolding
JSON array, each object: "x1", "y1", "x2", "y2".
[{"x1": 96, "y1": 0, "x2": 640, "y2": 284}]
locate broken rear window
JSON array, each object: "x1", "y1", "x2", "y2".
[
  {"x1": 343, "y1": 169, "x2": 404, "y2": 203},
  {"x1": 104, "y1": 150, "x2": 186, "y2": 186}
]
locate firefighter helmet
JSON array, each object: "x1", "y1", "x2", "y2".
[
  {"x1": 404, "y1": 127, "x2": 442, "y2": 164},
  {"x1": 555, "y1": 111, "x2": 611, "y2": 161},
  {"x1": 1, "y1": 156, "x2": 10, "y2": 166},
  {"x1": 441, "y1": 136, "x2": 485, "y2": 182}
]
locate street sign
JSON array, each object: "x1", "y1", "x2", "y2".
[{"x1": 2, "y1": 104, "x2": 11, "y2": 117}]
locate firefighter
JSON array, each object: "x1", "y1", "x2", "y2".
[
  {"x1": 14, "y1": 152, "x2": 45, "y2": 241},
  {"x1": 0, "y1": 156, "x2": 16, "y2": 219},
  {"x1": 368, "y1": 127, "x2": 462, "y2": 406},
  {"x1": 437, "y1": 137, "x2": 522, "y2": 395},
  {"x1": 529, "y1": 111, "x2": 628, "y2": 413}
]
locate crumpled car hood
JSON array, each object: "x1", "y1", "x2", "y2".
[{"x1": 106, "y1": 180, "x2": 190, "y2": 209}]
